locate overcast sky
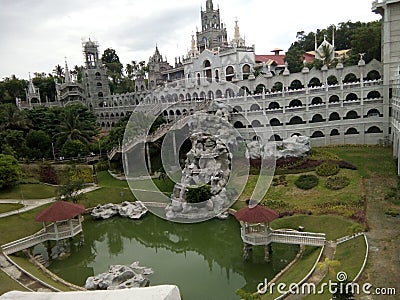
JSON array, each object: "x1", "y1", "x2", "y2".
[{"x1": 0, "y1": 0, "x2": 381, "y2": 80}]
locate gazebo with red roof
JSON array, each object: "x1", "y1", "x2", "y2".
[
  {"x1": 234, "y1": 203, "x2": 279, "y2": 261},
  {"x1": 35, "y1": 200, "x2": 86, "y2": 242}
]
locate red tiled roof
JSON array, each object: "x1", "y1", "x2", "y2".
[
  {"x1": 255, "y1": 54, "x2": 286, "y2": 66},
  {"x1": 234, "y1": 204, "x2": 279, "y2": 223},
  {"x1": 35, "y1": 201, "x2": 85, "y2": 222}
]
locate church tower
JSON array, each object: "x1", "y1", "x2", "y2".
[
  {"x1": 81, "y1": 39, "x2": 110, "y2": 108},
  {"x1": 196, "y1": 0, "x2": 227, "y2": 52},
  {"x1": 147, "y1": 46, "x2": 173, "y2": 90}
]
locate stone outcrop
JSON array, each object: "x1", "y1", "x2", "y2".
[
  {"x1": 85, "y1": 262, "x2": 153, "y2": 290},
  {"x1": 91, "y1": 201, "x2": 148, "y2": 220}
]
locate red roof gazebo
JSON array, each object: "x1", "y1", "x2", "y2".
[
  {"x1": 35, "y1": 201, "x2": 86, "y2": 241},
  {"x1": 234, "y1": 205, "x2": 279, "y2": 224}
]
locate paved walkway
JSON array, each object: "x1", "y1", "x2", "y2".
[{"x1": 0, "y1": 186, "x2": 100, "y2": 218}]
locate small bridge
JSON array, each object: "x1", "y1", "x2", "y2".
[
  {"x1": 241, "y1": 228, "x2": 326, "y2": 247},
  {"x1": 1, "y1": 219, "x2": 82, "y2": 255}
]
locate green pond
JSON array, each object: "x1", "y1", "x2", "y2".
[{"x1": 47, "y1": 214, "x2": 298, "y2": 299}]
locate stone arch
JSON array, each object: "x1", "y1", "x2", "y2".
[
  {"x1": 176, "y1": 109, "x2": 181, "y2": 116},
  {"x1": 345, "y1": 127, "x2": 359, "y2": 135},
  {"x1": 216, "y1": 90, "x2": 222, "y2": 98},
  {"x1": 193, "y1": 92, "x2": 199, "y2": 100},
  {"x1": 344, "y1": 110, "x2": 359, "y2": 119},
  {"x1": 345, "y1": 93, "x2": 358, "y2": 101},
  {"x1": 233, "y1": 105, "x2": 242, "y2": 113},
  {"x1": 327, "y1": 75, "x2": 338, "y2": 85},
  {"x1": 169, "y1": 110, "x2": 175, "y2": 116},
  {"x1": 311, "y1": 97, "x2": 323, "y2": 105},
  {"x1": 271, "y1": 81, "x2": 283, "y2": 92},
  {"x1": 288, "y1": 99, "x2": 303, "y2": 108},
  {"x1": 225, "y1": 88, "x2": 234, "y2": 98},
  {"x1": 330, "y1": 129, "x2": 340, "y2": 136},
  {"x1": 251, "y1": 120, "x2": 262, "y2": 127},
  {"x1": 242, "y1": 64, "x2": 251, "y2": 80},
  {"x1": 366, "y1": 70, "x2": 381, "y2": 81},
  {"x1": 186, "y1": 93, "x2": 191, "y2": 101},
  {"x1": 289, "y1": 79, "x2": 304, "y2": 90},
  {"x1": 200, "y1": 91, "x2": 206, "y2": 99},
  {"x1": 250, "y1": 103, "x2": 261, "y2": 111},
  {"x1": 96, "y1": 82, "x2": 102, "y2": 87},
  {"x1": 252, "y1": 135, "x2": 261, "y2": 141},
  {"x1": 308, "y1": 77, "x2": 322, "y2": 87},
  {"x1": 233, "y1": 121, "x2": 245, "y2": 128},
  {"x1": 179, "y1": 94, "x2": 185, "y2": 101},
  {"x1": 269, "y1": 134, "x2": 283, "y2": 141},
  {"x1": 367, "y1": 90, "x2": 381, "y2": 99},
  {"x1": 366, "y1": 108, "x2": 381, "y2": 117},
  {"x1": 311, "y1": 131, "x2": 324, "y2": 138},
  {"x1": 225, "y1": 66, "x2": 235, "y2": 82},
  {"x1": 366, "y1": 126, "x2": 383, "y2": 133},
  {"x1": 329, "y1": 112, "x2": 340, "y2": 121},
  {"x1": 268, "y1": 102, "x2": 280, "y2": 109},
  {"x1": 98, "y1": 92, "x2": 103, "y2": 98},
  {"x1": 208, "y1": 90, "x2": 214, "y2": 100},
  {"x1": 329, "y1": 95, "x2": 340, "y2": 103},
  {"x1": 291, "y1": 133, "x2": 302, "y2": 137},
  {"x1": 343, "y1": 73, "x2": 358, "y2": 83},
  {"x1": 239, "y1": 86, "x2": 251, "y2": 96},
  {"x1": 270, "y1": 118, "x2": 282, "y2": 126},
  {"x1": 311, "y1": 114, "x2": 324, "y2": 123},
  {"x1": 288, "y1": 116, "x2": 305, "y2": 125},
  {"x1": 255, "y1": 84, "x2": 266, "y2": 94}
]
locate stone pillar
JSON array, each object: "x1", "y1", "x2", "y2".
[
  {"x1": 264, "y1": 243, "x2": 272, "y2": 262},
  {"x1": 243, "y1": 243, "x2": 253, "y2": 261},
  {"x1": 145, "y1": 143, "x2": 152, "y2": 174}
]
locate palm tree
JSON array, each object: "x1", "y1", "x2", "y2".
[
  {"x1": 54, "y1": 108, "x2": 95, "y2": 146},
  {"x1": 0, "y1": 104, "x2": 31, "y2": 131},
  {"x1": 53, "y1": 64, "x2": 64, "y2": 78}
]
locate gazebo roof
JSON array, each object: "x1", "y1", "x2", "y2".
[
  {"x1": 35, "y1": 201, "x2": 85, "y2": 222},
  {"x1": 234, "y1": 204, "x2": 279, "y2": 223}
]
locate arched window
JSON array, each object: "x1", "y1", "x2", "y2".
[
  {"x1": 98, "y1": 92, "x2": 103, "y2": 98},
  {"x1": 255, "y1": 84, "x2": 266, "y2": 94},
  {"x1": 345, "y1": 127, "x2": 359, "y2": 135},
  {"x1": 204, "y1": 60, "x2": 211, "y2": 68},
  {"x1": 225, "y1": 88, "x2": 234, "y2": 98},
  {"x1": 251, "y1": 120, "x2": 262, "y2": 127},
  {"x1": 329, "y1": 95, "x2": 340, "y2": 103},
  {"x1": 288, "y1": 99, "x2": 302, "y2": 108},
  {"x1": 268, "y1": 102, "x2": 280, "y2": 109},
  {"x1": 272, "y1": 82, "x2": 283, "y2": 92},
  {"x1": 226, "y1": 66, "x2": 235, "y2": 82},
  {"x1": 345, "y1": 93, "x2": 358, "y2": 101},
  {"x1": 366, "y1": 126, "x2": 382, "y2": 133},
  {"x1": 288, "y1": 116, "x2": 304, "y2": 125},
  {"x1": 242, "y1": 64, "x2": 251, "y2": 80},
  {"x1": 193, "y1": 92, "x2": 199, "y2": 100},
  {"x1": 176, "y1": 110, "x2": 181, "y2": 116},
  {"x1": 239, "y1": 86, "x2": 251, "y2": 96},
  {"x1": 327, "y1": 75, "x2": 338, "y2": 85},
  {"x1": 366, "y1": 91, "x2": 381, "y2": 99},
  {"x1": 289, "y1": 79, "x2": 304, "y2": 90},
  {"x1": 208, "y1": 91, "x2": 214, "y2": 100},
  {"x1": 308, "y1": 77, "x2": 322, "y2": 87},
  {"x1": 311, "y1": 131, "x2": 324, "y2": 138},
  {"x1": 250, "y1": 104, "x2": 261, "y2": 111},
  {"x1": 96, "y1": 82, "x2": 102, "y2": 87},
  {"x1": 269, "y1": 134, "x2": 282, "y2": 141},
  {"x1": 366, "y1": 70, "x2": 381, "y2": 81},
  {"x1": 311, "y1": 97, "x2": 323, "y2": 105},
  {"x1": 329, "y1": 112, "x2": 340, "y2": 121},
  {"x1": 366, "y1": 109, "x2": 381, "y2": 117},
  {"x1": 233, "y1": 121, "x2": 245, "y2": 128},
  {"x1": 344, "y1": 110, "x2": 359, "y2": 119},
  {"x1": 270, "y1": 118, "x2": 282, "y2": 126},
  {"x1": 95, "y1": 72, "x2": 101, "y2": 77},
  {"x1": 252, "y1": 135, "x2": 261, "y2": 141},
  {"x1": 311, "y1": 114, "x2": 324, "y2": 123},
  {"x1": 216, "y1": 90, "x2": 222, "y2": 98},
  {"x1": 343, "y1": 73, "x2": 358, "y2": 83},
  {"x1": 233, "y1": 106, "x2": 242, "y2": 113},
  {"x1": 169, "y1": 110, "x2": 175, "y2": 116},
  {"x1": 330, "y1": 129, "x2": 340, "y2": 136},
  {"x1": 186, "y1": 93, "x2": 191, "y2": 101}
]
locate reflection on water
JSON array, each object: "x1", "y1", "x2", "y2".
[{"x1": 48, "y1": 214, "x2": 298, "y2": 299}]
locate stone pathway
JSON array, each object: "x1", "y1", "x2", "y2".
[
  {"x1": 0, "y1": 185, "x2": 100, "y2": 218},
  {"x1": 285, "y1": 241, "x2": 336, "y2": 300}
]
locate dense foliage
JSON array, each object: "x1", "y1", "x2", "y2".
[
  {"x1": 316, "y1": 162, "x2": 340, "y2": 177},
  {"x1": 0, "y1": 154, "x2": 21, "y2": 189},
  {"x1": 325, "y1": 176, "x2": 350, "y2": 190},
  {"x1": 294, "y1": 174, "x2": 319, "y2": 190},
  {"x1": 186, "y1": 185, "x2": 212, "y2": 203}
]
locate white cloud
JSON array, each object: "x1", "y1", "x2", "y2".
[{"x1": 0, "y1": 0, "x2": 380, "y2": 79}]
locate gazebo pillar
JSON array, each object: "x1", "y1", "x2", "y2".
[
  {"x1": 264, "y1": 244, "x2": 272, "y2": 262},
  {"x1": 243, "y1": 243, "x2": 253, "y2": 261},
  {"x1": 54, "y1": 222, "x2": 59, "y2": 240},
  {"x1": 69, "y1": 219, "x2": 74, "y2": 235}
]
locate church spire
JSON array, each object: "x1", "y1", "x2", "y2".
[
  {"x1": 64, "y1": 57, "x2": 71, "y2": 84},
  {"x1": 206, "y1": 0, "x2": 213, "y2": 10},
  {"x1": 231, "y1": 18, "x2": 245, "y2": 47}
]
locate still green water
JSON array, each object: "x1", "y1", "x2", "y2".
[{"x1": 48, "y1": 214, "x2": 298, "y2": 299}]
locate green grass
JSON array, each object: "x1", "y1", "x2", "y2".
[
  {"x1": 303, "y1": 235, "x2": 367, "y2": 300},
  {"x1": 261, "y1": 246, "x2": 321, "y2": 299},
  {"x1": 0, "y1": 203, "x2": 24, "y2": 214},
  {"x1": 9, "y1": 256, "x2": 72, "y2": 292},
  {"x1": 0, "y1": 184, "x2": 57, "y2": 199},
  {"x1": 96, "y1": 171, "x2": 129, "y2": 188},
  {"x1": 83, "y1": 187, "x2": 135, "y2": 208},
  {"x1": 0, "y1": 269, "x2": 27, "y2": 294},
  {"x1": 271, "y1": 215, "x2": 358, "y2": 241}
]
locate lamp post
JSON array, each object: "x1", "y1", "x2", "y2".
[{"x1": 51, "y1": 142, "x2": 56, "y2": 161}]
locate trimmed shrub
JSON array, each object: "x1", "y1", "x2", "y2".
[
  {"x1": 39, "y1": 164, "x2": 58, "y2": 184},
  {"x1": 325, "y1": 176, "x2": 350, "y2": 190},
  {"x1": 294, "y1": 174, "x2": 319, "y2": 190},
  {"x1": 308, "y1": 149, "x2": 340, "y2": 161},
  {"x1": 316, "y1": 161, "x2": 340, "y2": 176}
]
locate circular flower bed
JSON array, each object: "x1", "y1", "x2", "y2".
[
  {"x1": 316, "y1": 161, "x2": 340, "y2": 176},
  {"x1": 325, "y1": 176, "x2": 350, "y2": 190},
  {"x1": 294, "y1": 174, "x2": 319, "y2": 190}
]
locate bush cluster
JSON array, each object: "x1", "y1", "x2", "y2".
[
  {"x1": 186, "y1": 184, "x2": 212, "y2": 203},
  {"x1": 316, "y1": 162, "x2": 340, "y2": 176},
  {"x1": 294, "y1": 174, "x2": 319, "y2": 190},
  {"x1": 325, "y1": 176, "x2": 350, "y2": 190},
  {"x1": 39, "y1": 164, "x2": 58, "y2": 184},
  {"x1": 272, "y1": 175, "x2": 287, "y2": 186}
]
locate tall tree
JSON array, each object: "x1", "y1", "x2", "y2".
[{"x1": 101, "y1": 48, "x2": 123, "y2": 86}]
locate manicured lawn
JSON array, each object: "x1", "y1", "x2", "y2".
[
  {"x1": 0, "y1": 269, "x2": 27, "y2": 295},
  {"x1": 261, "y1": 246, "x2": 321, "y2": 299},
  {"x1": 96, "y1": 171, "x2": 129, "y2": 188},
  {"x1": 271, "y1": 215, "x2": 358, "y2": 241},
  {"x1": 0, "y1": 184, "x2": 57, "y2": 200},
  {"x1": 0, "y1": 203, "x2": 24, "y2": 214},
  {"x1": 82, "y1": 187, "x2": 135, "y2": 208},
  {"x1": 8, "y1": 256, "x2": 72, "y2": 292}
]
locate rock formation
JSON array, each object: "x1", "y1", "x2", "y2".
[{"x1": 91, "y1": 201, "x2": 148, "y2": 220}]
